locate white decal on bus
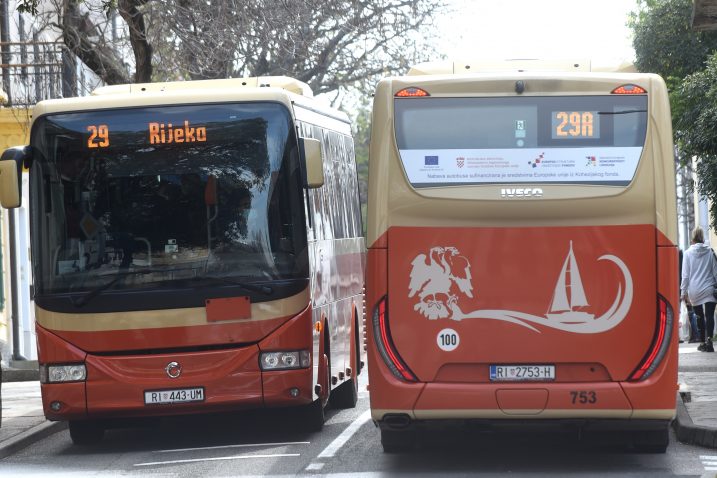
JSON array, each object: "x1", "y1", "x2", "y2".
[{"x1": 408, "y1": 242, "x2": 632, "y2": 334}]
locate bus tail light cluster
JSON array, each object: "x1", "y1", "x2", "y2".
[
  {"x1": 611, "y1": 84, "x2": 647, "y2": 95},
  {"x1": 395, "y1": 87, "x2": 430, "y2": 97},
  {"x1": 629, "y1": 296, "x2": 673, "y2": 381},
  {"x1": 260, "y1": 350, "x2": 310, "y2": 371},
  {"x1": 39, "y1": 363, "x2": 87, "y2": 383},
  {"x1": 372, "y1": 296, "x2": 417, "y2": 382}
]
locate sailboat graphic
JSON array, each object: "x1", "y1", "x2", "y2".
[{"x1": 546, "y1": 241, "x2": 595, "y2": 324}]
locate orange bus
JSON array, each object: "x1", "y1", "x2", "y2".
[
  {"x1": 365, "y1": 60, "x2": 677, "y2": 453},
  {"x1": 0, "y1": 76, "x2": 365, "y2": 444}
]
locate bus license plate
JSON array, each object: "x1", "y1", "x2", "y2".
[
  {"x1": 144, "y1": 387, "x2": 205, "y2": 405},
  {"x1": 490, "y1": 365, "x2": 555, "y2": 381}
]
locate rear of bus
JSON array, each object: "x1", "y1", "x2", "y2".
[{"x1": 366, "y1": 60, "x2": 678, "y2": 453}]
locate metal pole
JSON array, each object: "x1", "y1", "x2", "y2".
[
  {"x1": 8, "y1": 208, "x2": 20, "y2": 361},
  {"x1": 0, "y1": 0, "x2": 11, "y2": 104}
]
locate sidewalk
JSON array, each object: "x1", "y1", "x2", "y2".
[
  {"x1": 0, "y1": 344, "x2": 714, "y2": 459},
  {"x1": 675, "y1": 341, "x2": 717, "y2": 448},
  {"x1": 0, "y1": 380, "x2": 65, "y2": 459}
]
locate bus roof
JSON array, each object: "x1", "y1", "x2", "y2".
[
  {"x1": 408, "y1": 59, "x2": 637, "y2": 76},
  {"x1": 29, "y1": 75, "x2": 350, "y2": 127},
  {"x1": 91, "y1": 76, "x2": 314, "y2": 97}
]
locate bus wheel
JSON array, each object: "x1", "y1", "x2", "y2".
[
  {"x1": 302, "y1": 353, "x2": 329, "y2": 432},
  {"x1": 631, "y1": 428, "x2": 669, "y2": 453},
  {"x1": 69, "y1": 420, "x2": 104, "y2": 445},
  {"x1": 302, "y1": 396, "x2": 326, "y2": 432},
  {"x1": 329, "y1": 376, "x2": 358, "y2": 409},
  {"x1": 380, "y1": 429, "x2": 415, "y2": 453}
]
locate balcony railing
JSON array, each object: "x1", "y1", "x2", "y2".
[{"x1": 0, "y1": 40, "x2": 68, "y2": 107}]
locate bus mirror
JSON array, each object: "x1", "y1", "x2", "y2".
[
  {"x1": 204, "y1": 175, "x2": 218, "y2": 206},
  {"x1": 0, "y1": 146, "x2": 28, "y2": 208},
  {"x1": 300, "y1": 137, "x2": 324, "y2": 188}
]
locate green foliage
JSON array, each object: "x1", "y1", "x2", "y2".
[
  {"x1": 630, "y1": 0, "x2": 717, "y2": 79},
  {"x1": 352, "y1": 103, "x2": 371, "y2": 236},
  {"x1": 675, "y1": 53, "x2": 717, "y2": 230},
  {"x1": 630, "y1": 0, "x2": 717, "y2": 231}
]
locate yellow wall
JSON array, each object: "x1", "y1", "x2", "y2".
[{"x1": 0, "y1": 107, "x2": 30, "y2": 352}]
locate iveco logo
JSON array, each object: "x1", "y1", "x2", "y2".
[
  {"x1": 501, "y1": 187, "x2": 544, "y2": 198},
  {"x1": 165, "y1": 361, "x2": 182, "y2": 379}
]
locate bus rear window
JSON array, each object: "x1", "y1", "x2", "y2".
[{"x1": 394, "y1": 95, "x2": 647, "y2": 187}]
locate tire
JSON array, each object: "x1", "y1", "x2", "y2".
[
  {"x1": 69, "y1": 420, "x2": 105, "y2": 445},
  {"x1": 631, "y1": 428, "x2": 669, "y2": 453},
  {"x1": 330, "y1": 315, "x2": 360, "y2": 409},
  {"x1": 380, "y1": 429, "x2": 415, "y2": 453},
  {"x1": 302, "y1": 396, "x2": 326, "y2": 432},
  {"x1": 329, "y1": 377, "x2": 358, "y2": 409},
  {"x1": 302, "y1": 351, "x2": 330, "y2": 432}
]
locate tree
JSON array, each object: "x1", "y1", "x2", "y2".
[
  {"x1": 19, "y1": 0, "x2": 445, "y2": 95},
  {"x1": 629, "y1": 0, "x2": 717, "y2": 232},
  {"x1": 674, "y1": 54, "x2": 717, "y2": 231},
  {"x1": 351, "y1": 101, "x2": 370, "y2": 235},
  {"x1": 630, "y1": 0, "x2": 717, "y2": 81}
]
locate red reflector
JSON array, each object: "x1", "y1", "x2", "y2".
[
  {"x1": 629, "y1": 296, "x2": 672, "y2": 381},
  {"x1": 395, "y1": 87, "x2": 430, "y2": 97},
  {"x1": 611, "y1": 84, "x2": 646, "y2": 95},
  {"x1": 373, "y1": 297, "x2": 417, "y2": 382}
]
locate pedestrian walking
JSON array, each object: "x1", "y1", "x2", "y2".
[
  {"x1": 679, "y1": 248, "x2": 702, "y2": 342},
  {"x1": 681, "y1": 227, "x2": 717, "y2": 352}
]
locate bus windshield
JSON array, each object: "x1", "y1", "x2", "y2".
[
  {"x1": 30, "y1": 102, "x2": 308, "y2": 296},
  {"x1": 394, "y1": 95, "x2": 647, "y2": 187}
]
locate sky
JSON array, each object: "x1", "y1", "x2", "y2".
[{"x1": 436, "y1": 0, "x2": 639, "y2": 67}]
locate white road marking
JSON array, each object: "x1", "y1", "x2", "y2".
[
  {"x1": 155, "y1": 441, "x2": 310, "y2": 453},
  {"x1": 305, "y1": 463, "x2": 325, "y2": 471},
  {"x1": 317, "y1": 410, "x2": 371, "y2": 458},
  {"x1": 700, "y1": 456, "x2": 717, "y2": 471},
  {"x1": 135, "y1": 453, "x2": 300, "y2": 467}
]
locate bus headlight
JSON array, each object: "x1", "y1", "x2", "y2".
[
  {"x1": 40, "y1": 364, "x2": 87, "y2": 383},
  {"x1": 260, "y1": 350, "x2": 310, "y2": 370}
]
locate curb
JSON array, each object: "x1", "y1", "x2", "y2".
[
  {"x1": 0, "y1": 420, "x2": 67, "y2": 460},
  {"x1": 1, "y1": 368, "x2": 40, "y2": 382},
  {"x1": 673, "y1": 391, "x2": 717, "y2": 449}
]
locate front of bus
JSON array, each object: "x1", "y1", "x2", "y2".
[
  {"x1": 366, "y1": 62, "x2": 678, "y2": 452},
  {"x1": 18, "y1": 89, "x2": 319, "y2": 436}
]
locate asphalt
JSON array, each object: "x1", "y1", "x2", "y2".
[{"x1": 0, "y1": 342, "x2": 714, "y2": 459}]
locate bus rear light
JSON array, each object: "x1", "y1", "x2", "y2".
[
  {"x1": 629, "y1": 296, "x2": 673, "y2": 381},
  {"x1": 372, "y1": 296, "x2": 417, "y2": 382},
  {"x1": 395, "y1": 87, "x2": 430, "y2": 97},
  {"x1": 40, "y1": 363, "x2": 87, "y2": 384},
  {"x1": 611, "y1": 84, "x2": 646, "y2": 95}
]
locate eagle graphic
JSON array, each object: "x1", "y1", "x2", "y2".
[{"x1": 408, "y1": 246, "x2": 474, "y2": 320}]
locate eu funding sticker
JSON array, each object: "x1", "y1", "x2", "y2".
[{"x1": 399, "y1": 148, "x2": 642, "y2": 185}]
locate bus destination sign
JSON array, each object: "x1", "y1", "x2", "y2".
[
  {"x1": 85, "y1": 120, "x2": 208, "y2": 149},
  {"x1": 551, "y1": 111, "x2": 599, "y2": 139}
]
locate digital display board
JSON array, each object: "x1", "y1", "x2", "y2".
[
  {"x1": 551, "y1": 111, "x2": 600, "y2": 139},
  {"x1": 85, "y1": 120, "x2": 208, "y2": 148}
]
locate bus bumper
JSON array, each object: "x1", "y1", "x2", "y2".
[{"x1": 42, "y1": 346, "x2": 314, "y2": 420}]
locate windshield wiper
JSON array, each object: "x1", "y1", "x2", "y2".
[
  {"x1": 190, "y1": 275, "x2": 274, "y2": 295},
  {"x1": 71, "y1": 269, "x2": 162, "y2": 308}
]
